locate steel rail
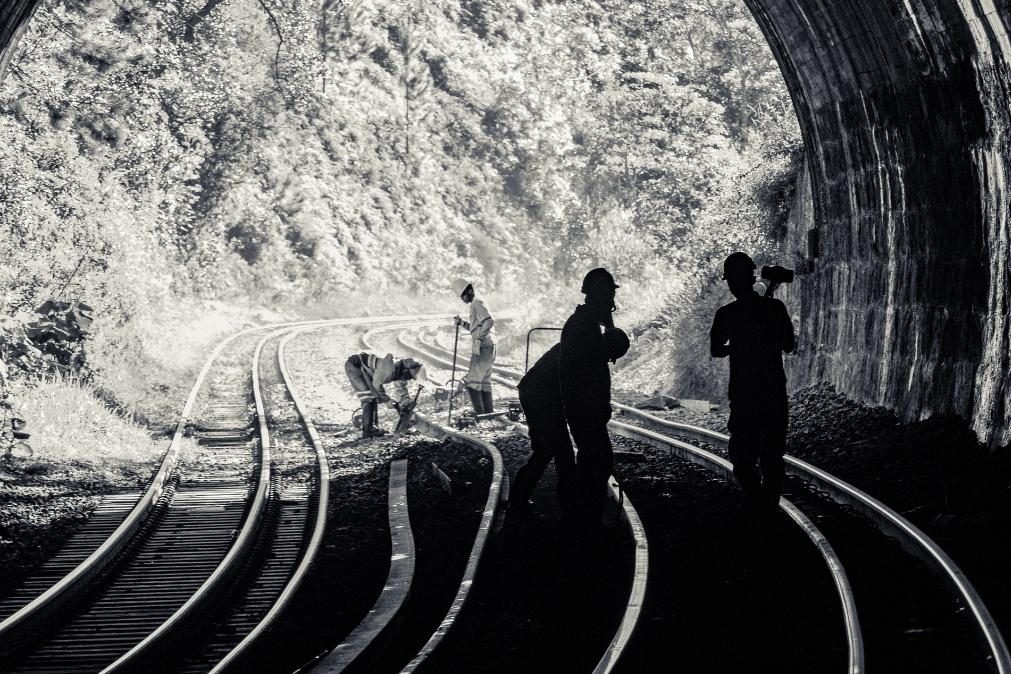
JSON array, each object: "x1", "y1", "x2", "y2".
[
  {"x1": 606, "y1": 419, "x2": 863, "y2": 674},
  {"x1": 307, "y1": 458, "x2": 415, "y2": 673},
  {"x1": 207, "y1": 326, "x2": 333, "y2": 673},
  {"x1": 611, "y1": 402, "x2": 1010, "y2": 674},
  {"x1": 107, "y1": 316, "x2": 451, "y2": 671},
  {"x1": 392, "y1": 327, "x2": 652, "y2": 674},
  {"x1": 409, "y1": 327, "x2": 864, "y2": 674},
  {"x1": 507, "y1": 421, "x2": 650, "y2": 674},
  {"x1": 360, "y1": 324, "x2": 507, "y2": 673},
  {"x1": 102, "y1": 326, "x2": 285, "y2": 671},
  {"x1": 0, "y1": 314, "x2": 450, "y2": 661}
]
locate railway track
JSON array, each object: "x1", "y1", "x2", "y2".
[
  {"x1": 413, "y1": 324, "x2": 1011, "y2": 674},
  {"x1": 400, "y1": 326, "x2": 859, "y2": 673},
  {"x1": 0, "y1": 315, "x2": 449, "y2": 674},
  {"x1": 3, "y1": 313, "x2": 1005, "y2": 673}
]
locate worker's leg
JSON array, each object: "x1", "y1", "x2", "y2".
[
  {"x1": 569, "y1": 419, "x2": 613, "y2": 527},
  {"x1": 466, "y1": 342, "x2": 494, "y2": 413},
  {"x1": 511, "y1": 393, "x2": 557, "y2": 507},
  {"x1": 466, "y1": 386, "x2": 485, "y2": 414},
  {"x1": 759, "y1": 415, "x2": 788, "y2": 509},
  {"x1": 729, "y1": 433, "x2": 763, "y2": 506},
  {"x1": 346, "y1": 358, "x2": 380, "y2": 437}
]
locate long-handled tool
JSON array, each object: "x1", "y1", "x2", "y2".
[{"x1": 447, "y1": 321, "x2": 460, "y2": 424}]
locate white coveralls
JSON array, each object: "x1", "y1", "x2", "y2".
[{"x1": 461, "y1": 298, "x2": 496, "y2": 393}]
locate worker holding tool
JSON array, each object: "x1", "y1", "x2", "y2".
[
  {"x1": 509, "y1": 327, "x2": 629, "y2": 520},
  {"x1": 345, "y1": 353, "x2": 427, "y2": 439},
  {"x1": 451, "y1": 278, "x2": 496, "y2": 415}
]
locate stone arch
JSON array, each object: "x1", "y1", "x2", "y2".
[{"x1": 2, "y1": 0, "x2": 1010, "y2": 445}]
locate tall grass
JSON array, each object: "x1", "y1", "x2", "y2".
[{"x1": 15, "y1": 376, "x2": 165, "y2": 465}]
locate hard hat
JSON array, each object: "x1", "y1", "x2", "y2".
[
  {"x1": 451, "y1": 278, "x2": 472, "y2": 298},
  {"x1": 604, "y1": 327, "x2": 630, "y2": 363},
  {"x1": 581, "y1": 268, "x2": 620, "y2": 294},
  {"x1": 402, "y1": 357, "x2": 421, "y2": 375},
  {"x1": 722, "y1": 252, "x2": 756, "y2": 280}
]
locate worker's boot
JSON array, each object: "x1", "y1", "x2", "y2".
[
  {"x1": 481, "y1": 390, "x2": 494, "y2": 414},
  {"x1": 362, "y1": 401, "x2": 385, "y2": 438},
  {"x1": 467, "y1": 388, "x2": 485, "y2": 415}
]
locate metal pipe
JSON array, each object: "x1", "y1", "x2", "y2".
[
  {"x1": 448, "y1": 322, "x2": 460, "y2": 424},
  {"x1": 524, "y1": 326, "x2": 563, "y2": 372}
]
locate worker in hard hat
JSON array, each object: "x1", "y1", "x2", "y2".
[
  {"x1": 559, "y1": 267, "x2": 621, "y2": 532},
  {"x1": 710, "y1": 251, "x2": 795, "y2": 512},
  {"x1": 451, "y1": 278, "x2": 496, "y2": 415},
  {"x1": 345, "y1": 353, "x2": 427, "y2": 438},
  {"x1": 510, "y1": 326, "x2": 630, "y2": 520}
]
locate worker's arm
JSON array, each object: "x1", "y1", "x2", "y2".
[
  {"x1": 469, "y1": 300, "x2": 493, "y2": 341},
  {"x1": 393, "y1": 378, "x2": 410, "y2": 405},
  {"x1": 710, "y1": 310, "x2": 730, "y2": 358},
  {"x1": 472, "y1": 317, "x2": 493, "y2": 340},
  {"x1": 372, "y1": 355, "x2": 395, "y2": 403},
  {"x1": 454, "y1": 316, "x2": 470, "y2": 330}
]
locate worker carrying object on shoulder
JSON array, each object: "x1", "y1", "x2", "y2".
[
  {"x1": 345, "y1": 352, "x2": 427, "y2": 439},
  {"x1": 451, "y1": 278, "x2": 497, "y2": 415}
]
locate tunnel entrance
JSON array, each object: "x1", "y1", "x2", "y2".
[{"x1": 2, "y1": 0, "x2": 1010, "y2": 447}]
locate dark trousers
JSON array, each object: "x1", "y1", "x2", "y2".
[
  {"x1": 727, "y1": 404, "x2": 787, "y2": 509},
  {"x1": 568, "y1": 418, "x2": 613, "y2": 522},
  {"x1": 513, "y1": 391, "x2": 575, "y2": 510}
]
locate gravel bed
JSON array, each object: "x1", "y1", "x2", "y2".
[
  {"x1": 782, "y1": 382, "x2": 1011, "y2": 647},
  {"x1": 420, "y1": 430, "x2": 632, "y2": 673},
  {"x1": 621, "y1": 381, "x2": 1011, "y2": 653},
  {"x1": 610, "y1": 434, "x2": 846, "y2": 673},
  {"x1": 0, "y1": 456, "x2": 154, "y2": 599},
  {"x1": 232, "y1": 328, "x2": 494, "y2": 673}
]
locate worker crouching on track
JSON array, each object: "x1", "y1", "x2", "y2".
[
  {"x1": 511, "y1": 327, "x2": 629, "y2": 521},
  {"x1": 345, "y1": 353, "x2": 427, "y2": 439},
  {"x1": 560, "y1": 267, "x2": 622, "y2": 531},
  {"x1": 451, "y1": 278, "x2": 497, "y2": 415},
  {"x1": 710, "y1": 252, "x2": 795, "y2": 512}
]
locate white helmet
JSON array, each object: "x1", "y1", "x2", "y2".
[{"x1": 450, "y1": 278, "x2": 471, "y2": 297}]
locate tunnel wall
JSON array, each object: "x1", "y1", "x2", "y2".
[
  {"x1": 0, "y1": 0, "x2": 1010, "y2": 445},
  {"x1": 748, "y1": 0, "x2": 1011, "y2": 447},
  {"x1": 0, "y1": 0, "x2": 42, "y2": 85}
]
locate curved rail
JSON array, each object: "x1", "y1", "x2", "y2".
[
  {"x1": 309, "y1": 458, "x2": 415, "y2": 673},
  {"x1": 398, "y1": 413, "x2": 505, "y2": 673},
  {"x1": 0, "y1": 321, "x2": 266, "y2": 646},
  {"x1": 611, "y1": 403, "x2": 1010, "y2": 674},
  {"x1": 393, "y1": 327, "x2": 654, "y2": 674},
  {"x1": 360, "y1": 324, "x2": 507, "y2": 673},
  {"x1": 207, "y1": 326, "x2": 334, "y2": 673},
  {"x1": 103, "y1": 326, "x2": 285, "y2": 671},
  {"x1": 0, "y1": 314, "x2": 451, "y2": 662},
  {"x1": 409, "y1": 327, "x2": 864, "y2": 674}
]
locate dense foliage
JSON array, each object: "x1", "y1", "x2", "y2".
[{"x1": 0, "y1": 0, "x2": 800, "y2": 412}]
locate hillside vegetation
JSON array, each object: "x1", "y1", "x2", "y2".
[{"x1": 0, "y1": 0, "x2": 800, "y2": 432}]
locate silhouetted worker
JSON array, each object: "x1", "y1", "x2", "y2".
[
  {"x1": 560, "y1": 268, "x2": 621, "y2": 530},
  {"x1": 710, "y1": 252, "x2": 795, "y2": 511},
  {"x1": 510, "y1": 343, "x2": 573, "y2": 519},
  {"x1": 452, "y1": 278, "x2": 496, "y2": 415},
  {"x1": 345, "y1": 353, "x2": 426, "y2": 438},
  {"x1": 510, "y1": 329, "x2": 631, "y2": 520}
]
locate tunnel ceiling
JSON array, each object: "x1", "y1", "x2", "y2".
[{"x1": 2, "y1": 0, "x2": 1010, "y2": 447}]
